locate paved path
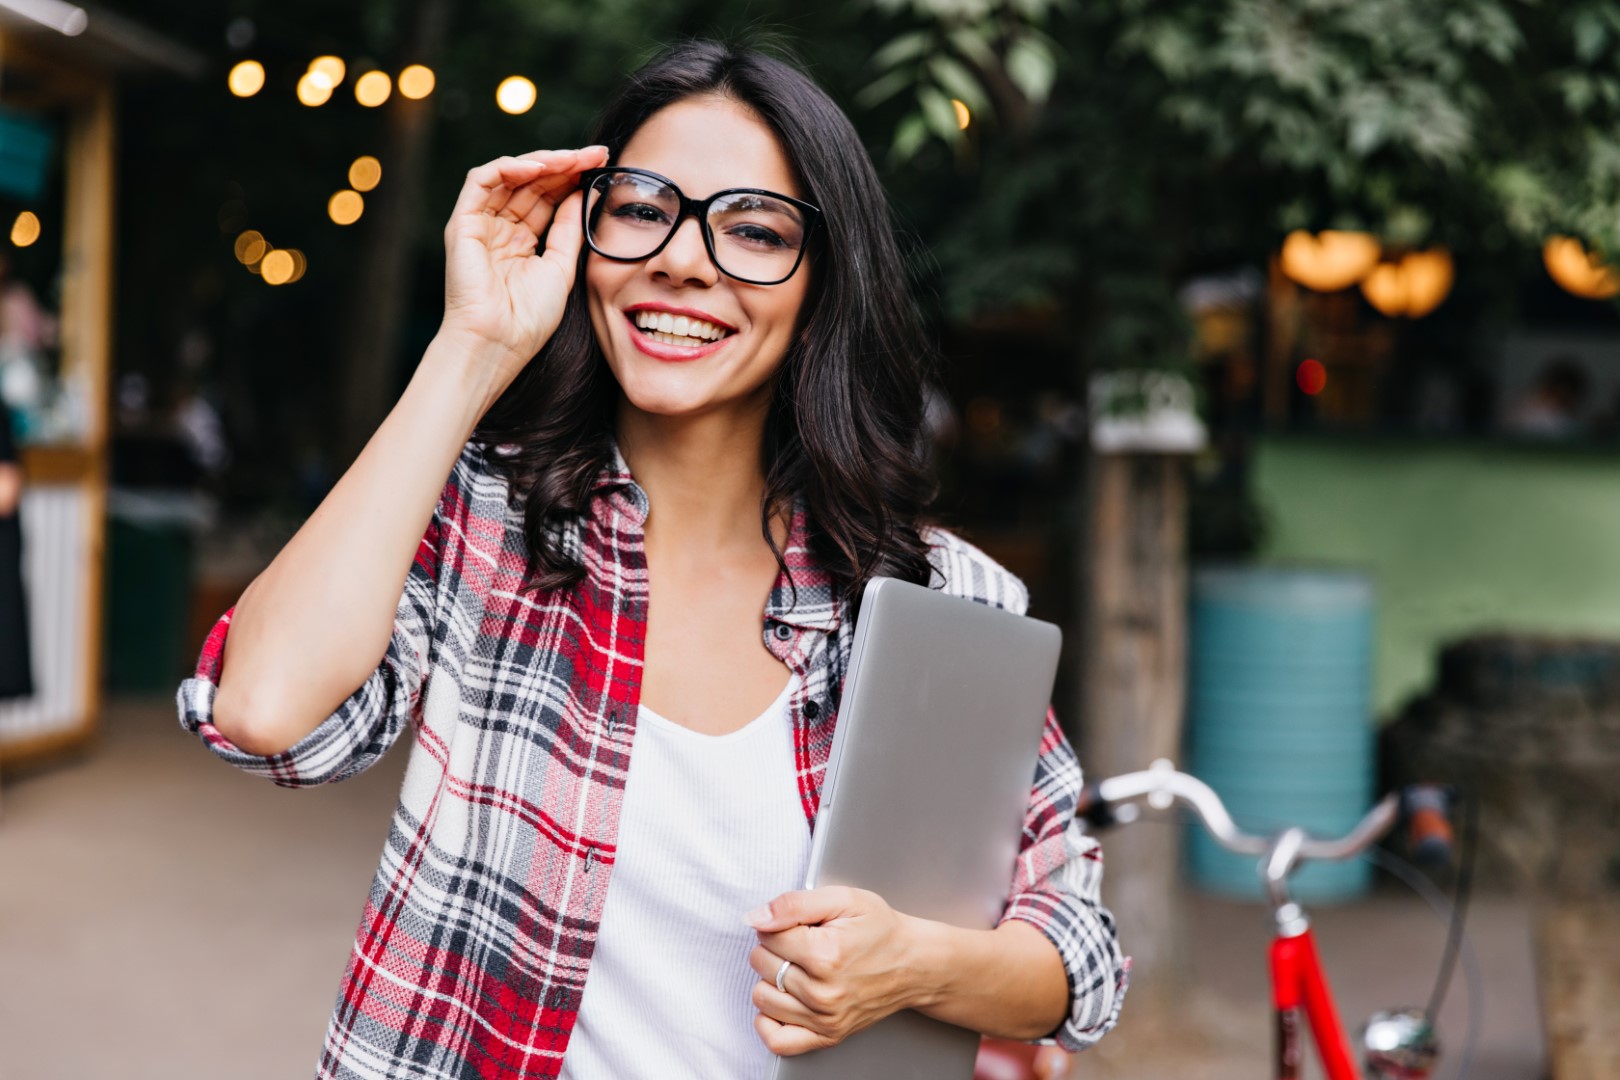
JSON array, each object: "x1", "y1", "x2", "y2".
[{"x1": 0, "y1": 699, "x2": 1544, "y2": 1079}]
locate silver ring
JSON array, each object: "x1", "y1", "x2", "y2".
[{"x1": 775, "y1": 959, "x2": 793, "y2": 994}]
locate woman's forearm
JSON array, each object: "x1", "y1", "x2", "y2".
[
  {"x1": 904, "y1": 916, "x2": 1069, "y2": 1041},
  {"x1": 211, "y1": 332, "x2": 508, "y2": 755}
]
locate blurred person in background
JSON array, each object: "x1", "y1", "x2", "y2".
[
  {"x1": 0, "y1": 405, "x2": 32, "y2": 700},
  {"x1": 178, "y1": 39, "x2": 1121, "y2": 1080}
]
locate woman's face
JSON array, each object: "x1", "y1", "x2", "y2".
[{"x1": 585, "y1": 95, "x2": 813, "y2": 424}]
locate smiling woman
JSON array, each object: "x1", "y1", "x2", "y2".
[{"x1": 181, "y1": 37, "x2": 1126, "y2": 1080}]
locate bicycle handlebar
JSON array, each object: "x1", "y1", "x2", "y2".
[{"x1": 1079, "y1": 758, "x2": 1415, "y2": 864}]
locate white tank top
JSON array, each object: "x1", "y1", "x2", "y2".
[{"x1": 559, "y1": 675, "x2": 811, "y2": 1080}]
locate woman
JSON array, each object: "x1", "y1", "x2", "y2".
[{"x1": 180, "y1": 39, "x2": 1125, "y2": 1080}]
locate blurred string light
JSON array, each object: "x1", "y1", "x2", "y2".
[
  {"x1": 496, "y1": 75, "x2": 537, "y2": 115},
  {"x1": 1279, "y1": 230, "x2": 1381, "y2": 292},
  {"x1": 951, "y1": 98, "x2": 970, "y2": 130},
  {"x1": 1360, "y1": 249, "x2": 1454, "y2": 318},
  {"x1": 283, "y1": 249, "x2": 307, "y2": 283},
  {"x1": 10, "y1": 211, "x2": 40, "y2": 247},
  {"x1": 399, "y1": 64, "x2": 436, "y2": 99},
  {"x1": 1543, "y1": 235, "x2": 1620, "y2": 300},
  {"x1": 309, "y1": 55, "x2": 345, "y2": 87},
  {"x1": 297, "y1": 69, "x2": 334, "y2": 106},
  {"x1": 348, "y1": 155, "x2": 381, "y2": 192},
  {"x1": 0, "y1": 0, "x2": 88, "y2": 36},
  {"x1": 355, "y1": 70, "x2": 392, "y2": 107},
  {"x1": 329, "y1": 190, "x2": 365, "y2": 225},
  {"x1": 228, "y1": 59, "x2": 265, "y2": 97},
  {"x1": 260, "y1": 248, "x2": 295, "y2": 285},
  {"x1": 233, "y1": 229, "x2": 267, "y2": 265},
  {"x1": 1296, "y1": 359, "x2": 1327, "y2": 396}
]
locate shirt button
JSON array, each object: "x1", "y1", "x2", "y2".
[
  {"x1": 773, "y1": 624, "x2": 793, "y2": 641},
  {"x1": 803, "y1": 700, "x2": 819, "y2": 719}
]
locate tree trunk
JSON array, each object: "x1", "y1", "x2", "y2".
[
  {"x1": 337, "y1": 0, "x2": 454, "y2": 464},
  {"x1": 1080, "y1": 451, "x2": 1191, "y2": 1024}
]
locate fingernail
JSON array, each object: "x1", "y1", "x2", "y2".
[
  {"x1": 744, "y1": 904, "x2": 772, "y2": 928},
  {"x1": 584, "y1": 144, "x2": 608, "y2": 155}
]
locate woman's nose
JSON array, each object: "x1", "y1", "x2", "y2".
[{"x1": 645, "y1": 214, "x2": 719, "y2": 286}]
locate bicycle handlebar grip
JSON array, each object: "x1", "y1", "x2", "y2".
[
  {"x1": 1075, "y1": 783, "x2": 1118, "y2": 830},
  {"x1": 1402, "y1": 783, "x2": 1455, "y2": 867}
]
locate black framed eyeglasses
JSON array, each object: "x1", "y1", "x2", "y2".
[{"x1": 580, "y1": 166, "x2": 820, "y2": 286}]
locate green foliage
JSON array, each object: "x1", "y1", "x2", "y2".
[{"x1": 862, "y1": 0, "x2": 1620, "y2": 373}]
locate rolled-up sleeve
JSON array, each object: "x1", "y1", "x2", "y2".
[
  {"x1": 997, "y1": 707, "x2": 1129, "y2": 1051},
  {"x1": 175, "y1": 504, "x2": 443, "y2": 788}
]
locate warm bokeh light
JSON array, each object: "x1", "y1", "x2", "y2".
[
  {"x1": 233, "y1": 229, "x2": 267, "y2": 265},
  {"x1": 261, "y1": 249, "x2": 295, "y2": 285},
  {"x1": 1543, "y1": 235, "x2": 1620, "y2": 300},
  {"x1": 10, "y1": 211, "x2": 40, "y2": 248},
  {"x1": 297, "y1": 70, "x2": 334, "y2": 107},
  {"x1": 1296, "y1": 359, "x2": 1327, "y2": 396},
  {"x1": 348, "y1": 155, "x2": 382, "y2": 192},
  {"x1": 309, "y1": 55, "x2": 346, "y2": 88},
  {"x1": 399, "y1": 64, "x2": 436, "y2": 100},
  {"x1": 951, "y1": 99, "x2": 971, "y2": 130},
  {"x1": 1360, "y1": 249, "x2": 1455, "y2": 318},
  {"x1": 496, "y1": 76, "x2": 537, "y2": 115},
  {"x1": 285, "y1": 249, "x2": 308, "y2": 284},
  {"x1": 354, "y1": 71, "x2": 392, "y2": 107},
  {"x1": 328, "y1": 190, "x2": 365, "y2": 226},
  {"x1": 1279, "y1": 230, "x2": 1381, "y2": 292},
  {"x1": 228, "y1": 60, "x2": 265, "y2": 98}
]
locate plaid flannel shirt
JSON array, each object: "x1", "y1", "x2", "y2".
[{"x1": 177, "y1": 442, "x2": 1127, "y2": 1079}]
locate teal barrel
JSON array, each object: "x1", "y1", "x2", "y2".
[{"x1": 1186, "y1": 567, "x2": 1376, "y2": 902}]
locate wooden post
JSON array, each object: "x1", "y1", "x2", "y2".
[{"x1": 1080, "y1": 450, "x2": 1191, "y2": 1024}]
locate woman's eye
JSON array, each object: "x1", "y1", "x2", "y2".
[
  {"x1": 611, "y1": 202, "x2": 670, "y2": 224},
  {"x1": 727, "y1": 223, "x2": 789, "y2": 248}
]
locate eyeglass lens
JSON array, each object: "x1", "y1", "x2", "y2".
[{"x1": 585, "y1": 171, "x2": 808, "y2": 283}]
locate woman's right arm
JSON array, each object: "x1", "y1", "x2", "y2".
[{"x1": 209, "y1": 146, "x2": 607, "y2": 756}]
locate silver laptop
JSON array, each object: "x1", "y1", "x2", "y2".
[{"x1": 772, "y1": 576, "x2": 1062, "y2": 1080}]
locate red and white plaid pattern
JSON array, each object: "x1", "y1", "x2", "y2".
[{"x1": 178, "y1": 443, "x2": 1127, "y2": 1079}]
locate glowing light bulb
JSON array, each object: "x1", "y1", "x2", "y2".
[
  {"x1": 951, "y1": 99, "x2": 970, "y2": 130},
  {"x1": 1279, "y1": 230, "x2": 1381, "y2": 292},
  {"x1": 297, "y1": 70, "x2": 334, "y2": 106},
  {"x1": 399, "y1": 64, "x2": 436, "y2": 100},
  {"x1": 10, "y1": 211, "x2": 41, "y2": 247},
  {"x1": 309, "y1": 55, "x2": 345, "y2": 88},
  {"x1": 348, "y1": 155, "x2": 382, "y2": 192},
  {"x1": 233, "y1": 229, "x2": 267, "y2": 265},
  {"x1": 329, "y1": 190, "x2": 365, "y2": 226},
  {"x1": 496, "y1": 76, "x2": 537, "y2": 115},
  {"x1": 261, "y1": 249, "x2": 295, "y2": 285},
  {"x1": 354, "y1": 71, "x2": 392, "y2": 107},
  {"x1": 228, "y1": 60, "x2": 265, "y2": 98}
]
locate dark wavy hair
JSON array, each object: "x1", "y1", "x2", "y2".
[{"x1": 475, "y1": 39, "x2": 937, "y2": 604}]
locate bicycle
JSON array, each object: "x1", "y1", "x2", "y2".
[{"x1": 974, "y1": 758, "x2": 1476, "y2": 1080}]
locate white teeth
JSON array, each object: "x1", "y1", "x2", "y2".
[
  {"x1": 630, "y1": 310, "x2": 729, "y2": 341},
  {"x1": 648, "y1": 331, "x2": 709, "y2": 347}
]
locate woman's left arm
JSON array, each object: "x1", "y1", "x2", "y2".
[
  {"x1": 746, "y1": 888, "x2": 1068, "y2": 1054},
  {"x1": 747, "y1": 707, "x2": 1127, "y2": 1056}
]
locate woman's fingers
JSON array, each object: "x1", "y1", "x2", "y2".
[
  {"x1": 753, "y1": 1012, "x2": 833, "y2": 1058},
  {"x1": 751, "y1": 979, "x2": 824, "y2": 1029},
  {"x1": 504, "y1": 145, "x2": 608, "y2": 226},
  {"x1": 450, "y1": 156, "x2": 545, "y2": 221},
  {"x1": 449, "y1": 146, "x2": 606, "y2": 225}
]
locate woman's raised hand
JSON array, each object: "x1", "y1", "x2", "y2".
[{"x1": 439, "y1": 145, "x2": 609, "y2": 389}]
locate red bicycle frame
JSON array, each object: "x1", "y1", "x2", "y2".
[{"x1": 1271, "y1": 924, "x2": 1359, "y2": 1080}]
